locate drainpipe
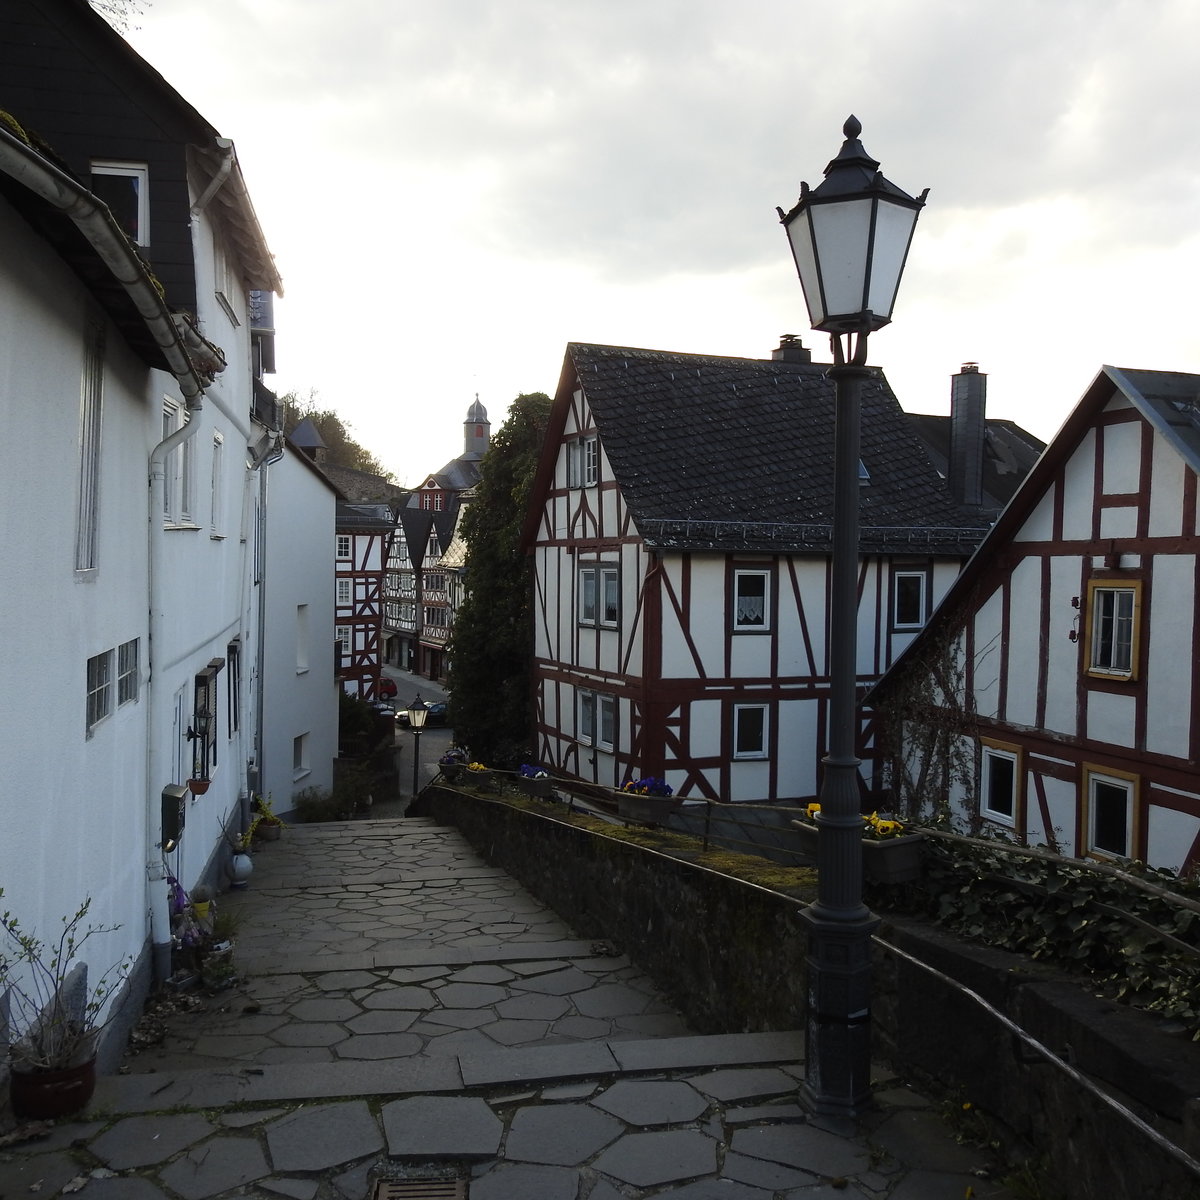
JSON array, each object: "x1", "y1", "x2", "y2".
[{"x1": 146, "y1": 406, "x2": 205, "y2": 980}]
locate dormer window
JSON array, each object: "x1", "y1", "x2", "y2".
[{"x1": 91, "y1": 161, "x2": 149, "y2": 246}]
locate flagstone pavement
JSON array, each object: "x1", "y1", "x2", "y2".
[{"x1": 0, "y1": 818, "x2": 1018, "y2": 1199}]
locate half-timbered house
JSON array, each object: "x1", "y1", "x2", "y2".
[
  {"x1": 335, "y1": 504, "x2": 394, "y2": 699},
  {"x1": 876, "y1": 366, "x2": 1200, "y2": 875},
  {"x1": 523, "y1": 340, "x2": 997, "y2": 802}
]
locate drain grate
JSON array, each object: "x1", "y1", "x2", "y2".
[{"x1": 371, "y1": 1182, "x2": 467, "y2": 1200}]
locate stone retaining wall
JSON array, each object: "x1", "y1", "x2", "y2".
[{"x1": 422, "y1": 786, "x2": 1200, "y2": 1200}]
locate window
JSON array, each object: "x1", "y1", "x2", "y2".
[
  {"x1": 580, "y1": 566, "x2": 618, "y2": 626},
  {"x1": 296, "y1": 604, "x2": 309, "y2": 672},
  {"x1": 191, "y1": 670, "x2": 218, "y2": 780},
  {"x1": 893, "y1": 570, "x2": 928, "y2": 629},
  {"x1": 1085, "y1": 767, "x2": 1136, "y2": 858},
  {"x1": 733, "y1": 570, "x2": 770, "y2": 632},
  {"x1": 293, "y1": 733, "x2": 309, "y2": 778},
  {"x1": 162, "y1": 400, "x2": 193, "y2": 525},
  {"x1": 980, "y1": 741, "x2": 1019, "y2": 825},
  {"x1": 578, "y1": 690, "x2": 616, "y2": 750},
  {"x1": 117, "y1": 639, "x2": 139, "y2": 707},
  {"x1": 336, "y1": 535, "x2": 351, "y2": 559},
  {"x1": 90, "y1": 161, "x2": 148, "y2": 245},
  {"x1": 578, "y1": 690, "x2": 595, "y2": 744},
  {"x1": 226, "y1": 641, "x2": 241, "y2": 735},
  {"x1": 597, "y1": 694, "x2": 616, "y2": 751},
  {"x1": 569, "y1": 436, "x2": 599, "y2": 488},
  {"x1": 210, "y1": 433, "x2": 224, "y2": 534},
  {"x1": 86, "y1": 649, "x2": 114, "y2": 735},
  {"x1": 434, "y1": 493, "x2": 444, "y2": 511},
  {"x1": 424, "y1": 607, "x2": 448, "y2": 627},
  {"x1": 733, "y1": 704, "x2": 768, "y2": 759},
  {"x1": 1086, "y1": 581, "x2": 1140, "y2": 679},
  {"x1": 75, "y1": 325, "x2": 104, "y2": 571},
  {"x1": 425, "y1": 573, "x2": 446, "y2": 592},
  {"x1": 336, "y1": 625, "x2": 352, "y2": 654},
  {"x1": 336, "y1": 578, "x2": 352, "y2": 606},
  {"x1": 214, "y1": 241, "x2": 241, "y2": 324}
]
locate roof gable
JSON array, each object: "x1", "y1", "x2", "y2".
[{"x1": 554, "y1": 343, "x2": 989, "y2": 555}]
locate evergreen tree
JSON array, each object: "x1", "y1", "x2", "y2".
[{"x1": 448, "y1": 393, "x2": 552, "y2": 767}]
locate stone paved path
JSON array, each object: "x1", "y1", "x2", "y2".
[{"x1": 0, "y1": 817, "x2": 1019, "y2": 1199}]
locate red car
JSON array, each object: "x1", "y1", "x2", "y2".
[{"x1": 378, "y1": 677, "x2": 398, "y2": 700}]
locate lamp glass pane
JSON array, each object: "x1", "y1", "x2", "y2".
[
  {"x1": 808, "y1": 199, "x2": 872, "y2": 320},
  {"x1": 785, "y1": 209, "x2": 825, "y2": 326},
  {"x1": 866, "y1": 200, "x2": 919, "y2": 321}
]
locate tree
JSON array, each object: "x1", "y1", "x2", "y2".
[
  {"x1": 89, "y1": 0, "x2": 149, "y2": 33},
  {"x1": 281, "y1": 390, "x2": 394, "y2": 479},
  {"x1": 448, "y1": 393, "x2": 552, "y2": 767}
]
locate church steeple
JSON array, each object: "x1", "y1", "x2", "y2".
[{"x1": 464, "y1": 394, "x2": 490, "y2": 457}]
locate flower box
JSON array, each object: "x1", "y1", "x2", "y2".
[
  {"x1": 790, "y1": 820, "x2": 924, "y2": 884},
  {"x1": 517, "y1": 776, "x2": 554, "y2": 799},
  {"x1": 618, "y1": 792, "x2": 682, "y2": 826}
]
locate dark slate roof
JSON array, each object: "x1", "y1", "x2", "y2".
[
  {"x1": 320, "y1": 463, "x2": 407, "y2": 507},
  {"x1": 336, "y1": 502, "x2": 394, "y2": 530},
  {"x1": 906, "y1": 414, "x2": 1045, "y2": 512},
  {"x1": 567, "y1": 343, "x2": 991, "y2": 555},
  {"x1": 870, "y1": 364, "x2": 1200, "y2": 702}
]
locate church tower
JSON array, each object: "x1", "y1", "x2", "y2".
[{"x1": 464, "y1": 395, "x2": 490, "y2": 458}]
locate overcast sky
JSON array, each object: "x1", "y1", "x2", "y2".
[{"x1": 126, "y1": 0, "x2": 1200, "y2": 486}]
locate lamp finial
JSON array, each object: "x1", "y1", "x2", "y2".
[{"x1": 843, "y1": 114, "x2": 861, "y2": 140}]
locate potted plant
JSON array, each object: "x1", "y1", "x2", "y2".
[
  {"x1": 790, "y1": 804, "x2": 925, "y2": 884},
  {"x1": 248, "y1": 794, "x2": 285, "y2": 843},
  {"x1": 0, "y1": 892, "x2": 133, "y2": 1118},
  {"x1": 617, "y1": 777, "x2": 681, "y2": 825},
  {"x1": 466, "y1": 760, "x2": 498, "y2": 793},
  {"x1": 516, "y1": 763, "x2": 555, "y2": 798},
  {"x1": 438, "y1": 747, "x2": 468, "y2": 783}
]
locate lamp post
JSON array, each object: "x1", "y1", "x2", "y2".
[
  {"x1": 777, "y1": 115, "x2": 926, "y2": 1119},
  {"x1": 406, "y1": 695, "x2": 429, "y2": 799}
]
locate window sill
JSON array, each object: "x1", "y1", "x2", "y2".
[
  {"x1": 296, "y1": 668, "x2": 309, "y2": 676},
  {"x1": 292, "y1": 767, "x2": 311, "y2": 783},
  {"x1": 164, "y1": 522, "x2": 202, "y2": 532},
  {"x1": 210, "y1": 533, "x2": 227, "y2": 541}
]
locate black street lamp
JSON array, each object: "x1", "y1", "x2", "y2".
[
  {"x1": 777, "y1": 115, "x2": 926, "y2": 1120},
  {"x1": 406, "y1": 695, "x2": 429, "y2": 799}
]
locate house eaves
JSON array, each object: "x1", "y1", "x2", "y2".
[{"x1": 0, "y1": 121, "x2": 207, "y2": 400}]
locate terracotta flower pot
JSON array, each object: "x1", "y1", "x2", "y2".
[
  {"x1": 10, "y1": 1057, "x2": 97, "y2": 1119},
  {"x1": 187, "y1": 778, "x2": 210, "y2": 796}
]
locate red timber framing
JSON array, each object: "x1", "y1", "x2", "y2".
[
  {"x1": 877, "y1": 367, "x2": 1200, "y2": 876},
  {"x1": 521, "y1": 347, "x2": 985, "y2": 806}
]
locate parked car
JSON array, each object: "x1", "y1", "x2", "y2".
[
  {"x1": 395, "y1": 701, "x2": 449, "y2": 727},
  {"x1": 378, "y1": 677, "x2": 398, "y2": 700}
]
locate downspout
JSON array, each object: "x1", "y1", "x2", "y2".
[
  {"x1": 146, "y1": 408, "x2": 204, "y2": 980},
  {"x1": 0, "y1": 126, "x2": 211, "y2": 983}
]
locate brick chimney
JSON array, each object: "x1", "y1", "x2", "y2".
[
  {"x1": 949, "y1": 363, "x2": 986, "y2": 507},
  {"x1": 772, "y1": 334, "x2": 812, "y2": 364}
]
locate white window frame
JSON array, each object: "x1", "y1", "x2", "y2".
[
  {"x1": 733, "y1": 569, "x2": 771, "y2": 632},
  {"x1": 1084, "y1": 767, "x2": 1136, "y2": 859},
  {"x1": 336, "y1": 534, "x2": 351, "y2": 559},
  {"x1": 117, "y1": 639, "x2": 139, "y2": 707},
  {"x1": 90, "y1": 160, "x2": 149, "y2": 245},
  {"x1": 568, "y1": 436, "x2": 600, "y2": 488},
  {"x1": 336, "y1": 624, "x2": 352, "y2": 653},
  {"x1": 226, "y1": 640, "x2": 241, "y2": 736},
  {"x1": 293, "y1": 733, "x2": 310, "y2": 780},
  {"x1": 578, "y1": 689, "x2": 596, "y2": 744},
  {"x1": 601, "y1": 568, "x2": 619, "y2": 627},
  {"x1": 893, "y1": 569, "x2": 928, "y2": 630},
  {"x1": 86, "y1": 649, "x2": 114, "y2": 736},
  {"x1": 75, "y1": 324, "x2": 104, "y2": 572},
  {"x1": 336, "y1": 578, "x2": 352, "y2": 606},
  {"x1": 980, "y1": 741, "x2": 1019, "y2": 826},
  {"x1": 296, "y1": 604, "x2": 310, "y2": 673},
  {"x1": 597, "y1": 694, "x2": 616, "y2": 752},
  {"x1": 733, "y1": 703, "x2": 769, "y2": 759},
  {"x1": 162, "y1": 400, "x2": 194, "y2": 526},
  {"x1": 209, "y1": 432, "x2": 224, "y2": 535},
  {"x1": 579, "y1": 568, "x2": 598, "y2": 625},
  {"x1": 1086, "y1": 580, "x2": 1140, "y2": 680}
]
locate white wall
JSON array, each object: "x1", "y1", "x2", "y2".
[{"x1": 261, "y1": 451, "x2": 337, "y2": 812}]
